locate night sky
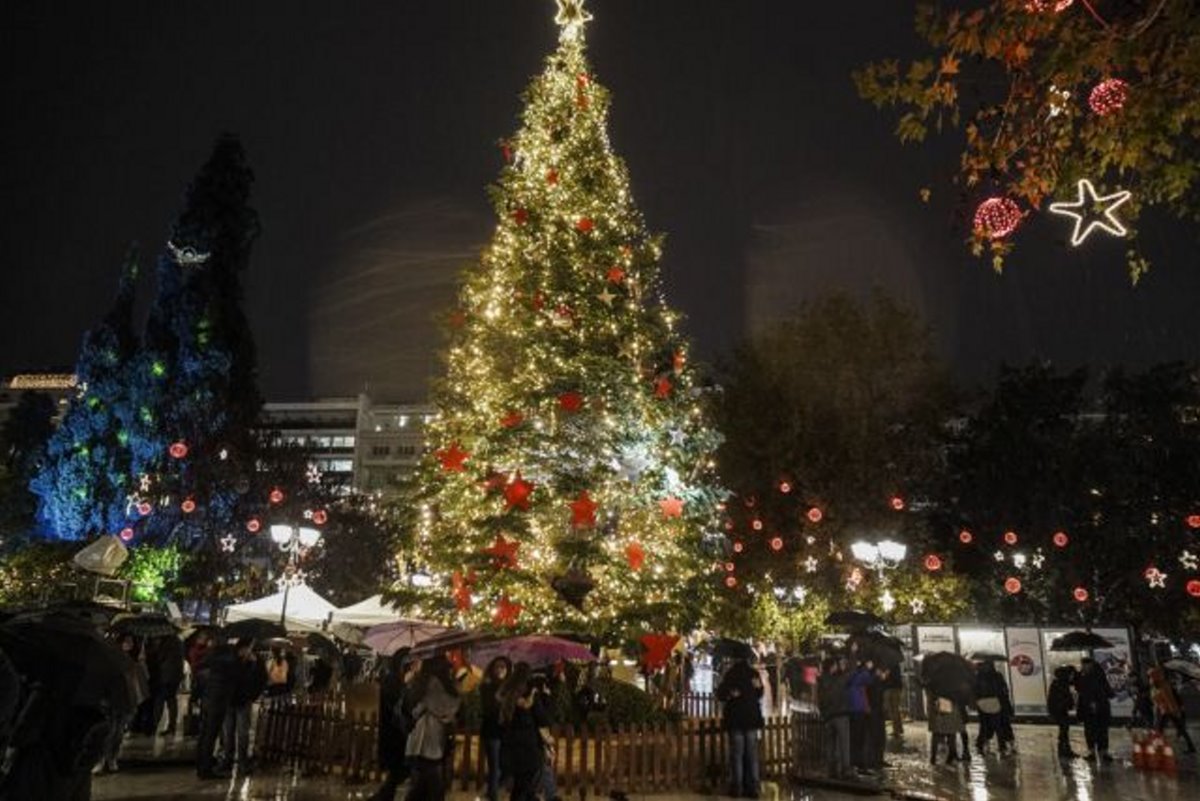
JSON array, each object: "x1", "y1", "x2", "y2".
[{"x1": 3, "y1": 1, "x2": 1198, "y2": 403}]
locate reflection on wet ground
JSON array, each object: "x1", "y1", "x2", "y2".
[{"x1": 92, "y1": 722, "x2": 1198, "y2": 801}]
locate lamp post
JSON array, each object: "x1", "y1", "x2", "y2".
[
  {"x1": 269, "y1": 523, "x2": 322, "y2": 626},
  {"x1": 851, "y1": 539, "x2": 907, "y2": 613}
]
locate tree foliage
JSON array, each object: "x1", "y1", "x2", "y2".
[{"x1": 855, "y1": 0, "x2": 1200, "y2": 276}]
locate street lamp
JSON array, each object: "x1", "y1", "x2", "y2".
[
  {"x1": 269, "y1": 523, "x2": 322, "y2": 626},
  {"x1": 851, "y1": 538, "x2": 907, "y2": 613}
]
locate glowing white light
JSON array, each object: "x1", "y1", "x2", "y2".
[
  {"x1": 297, "y1": 527, "x2": 321, "y2": 548},
  {"x1": 878, "y1": 540, "x2": 907, "y2": 563},
  {"x1": 555, "y1": 0, "x2": 593, "y2": 41},
  {"x1": 880, "y1": 590, "x2": 896, "y2": 613},
  {"x1": 1145, "y1": 567, "x2": 1168, "y2": 589},
  {"x1": 1013, "y1": 552, "x2": 1027, "y2": 569},
  {"x1": 166, "y1": 240, "x2": 211, "y2": 266},
  {"x1": 851, "y1": 542, "x2": 879, "y2": 563},
  {"x1": 1048, "y1": 179, "x2": 1132, "y2": 246},
  {"x1": 1180, "y1": 550, "x2": 1199, "y2": 571},
  {"x1": 910, "y1": 598, "x2": 926, "y2": 615},
  {"x1": 270, "y1": 524, "x2": 292, "y2": 545},
  {"x1": 220, "y1": 534, "x2": 238, "y2": 553},
  {"x1": 804, "y1": 556, "x2": 819, "y2": 574}
]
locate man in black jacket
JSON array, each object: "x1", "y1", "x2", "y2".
[
  {"x1": 195, "y1": 640, "x2": 238, "y2": 779},
  {"x1": 817, "y1": 658, "x2": 851, "y2": 780},
  {"x1": 218, "y1": 639, "x2": 264, "y2": 774},
  {"x1": 717, "y1": 658, "x2": 764, "y2": 798},
  {"x1": 1074, "y1": 658, "x2": 1114, "y2": 763}
]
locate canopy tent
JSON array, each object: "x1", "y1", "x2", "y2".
[
  {"x1": 329, "y1": 594, "x2": 407, "y2": 627},
  {"x1": 223, "y1": 584, "x2": 337, "y2": 632}
]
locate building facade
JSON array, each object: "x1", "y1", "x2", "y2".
[{"x1": 260, "y1": 395, "x2": 435, "y2": 495}]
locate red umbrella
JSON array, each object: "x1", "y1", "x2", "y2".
[{"x1": 469, "y1": 635, "x2": 595, "y2": 668}]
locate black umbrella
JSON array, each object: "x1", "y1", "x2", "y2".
[
  {"x1": 305, "y1": 632, "x2": 341, "y2": 661},
  {"x1": 920, "y1": 652, "x2": 976, "y2": 706},
  {"x1": 824, "y1": 610, "x2": 885, "y2": 629},
  {"x1": 1163, "y1": 659, "x2": 1200, "y2": 681},
  {"x1": 223, "y1": 618, "x2": 287, "y2": 643},
  {"x1": 710, "y1": 638, "x2": 756, "y2": 661},
  {"x1": 968, "y1": 652, "x2": 1008, "y2": 662},
  {"x1": 110, "y1": 612, "x2": 179, "y2": 639},
  {"x1": 849, "y1": 631, "x2": 906, "y2": 668},
  {"x1": 0, "y1": 616, "x2": 136, "y2": 714},
  {"x1": 1050, "y1": 631, "x2": 1114, "y2": 651},
  {"x1": 3, "y1": 600, "x2": 121, "y2": 630}
]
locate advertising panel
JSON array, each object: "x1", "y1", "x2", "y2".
[
  {"x1": 915, "y1": 625, "x2": 956, "y2": 654},
  {"x1": 958, "y1": 626, "x2": 1011, "y2": 694},
  {"x1": 1092, "y1": 627, "x2": 1134, "y2": 718},
  {"x1": 1005, "y1": 627, "x2": 1048, "y2": 715}
]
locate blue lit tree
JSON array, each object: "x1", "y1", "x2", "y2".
[{"x1": 32, "y1": 251, "x2": 141, "y2": 540}]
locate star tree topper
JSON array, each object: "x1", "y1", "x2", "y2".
[
  {"x1": 555, "y1": 0, "x2": 593, "y2": 41},
  {"x1": 1047, "y1": 179, "x2": 1132, "y2": 246}
]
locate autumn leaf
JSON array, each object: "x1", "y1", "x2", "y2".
[{"x1": 939, "y1": 54, "x2": 960, "y2": 75}]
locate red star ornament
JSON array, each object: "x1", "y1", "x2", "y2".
[
  {"x1": 512, "y1": 208, "x2": 529, "y2": 225},
  {"x1": 569, "y1": 491, "x2": 598, "y2": 528},
  {"x1": 576, "y1": 217, "x2": 595, "y2": 233},
  {"x1": 558, "y1": 391, "x2": 585, "y2": 413},
  {"x1": 639, "y1": 634, "x2": 680, "y2": 671},
  {"x1": 500, "y1": 410, "x2": 525, "y2": 429},
  {"x1": 452, "y1": 570, "x2": 475, "y2": 611},
  {"x1": 546, "y1": 168, "x2": 559, "y2": 186},
  {"x1": 625, "y1": 541, "x2": 646, "y2": 571},
  {"x1": 606, "y1": 266, "x2": 626, "y2": 284},
  {"x1": 654, "y1": 377, "x2": 672, "y2": 399},
  {"x1": 437, "y1": 443, "x2": 469, "y2": 473},
  {"x1": 660, "y1": 496, "x2": 685, "y2": 519},
  {"x1": 494, "y1": 596, "x2": 523, "y2": 628},
  {"x1": 483, "y1": 535, "x2": 521, "y2": 569},
  {"x1": 503, "y1": 474, "x2": 534, "y2": 511}
]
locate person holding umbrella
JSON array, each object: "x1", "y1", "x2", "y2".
[
  {"x1": 1074, "y1": 657, "x2": 1114, "y2": 763},
  {"x1": 973, "y1": 659, "x2": 1014, "y2": 756},
  {"x1": 403, "y1": 654, "x2": 461, "y2": 801},
  {"x1": 716, "y1": 656, "x2": 764, "y2": 797},
  {"x1": 195, "y1": 637, "x2": 239, "y2": 779},
  {"x1": 218, "y1": 638, "x2": 264, "y2": 775}
]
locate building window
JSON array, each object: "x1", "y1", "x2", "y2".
[
  {"x1": 372, "y1": 445, "x2": 390, "y2": 457},
  {"x1": 333, "y1": 435, "x2": 356, "y2": 449}
]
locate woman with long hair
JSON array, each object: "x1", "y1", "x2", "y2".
[
  {"x1": 403, "y1": 655, "x2": 460, "y2": 801},
  {"x1": 497, "y1": 662, "x2": 550, "y2": 801},
  {"x1": 480, "y1": 656, "x2": 512, "y2": 801}
]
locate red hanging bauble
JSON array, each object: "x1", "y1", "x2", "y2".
[
  {"x1": 546, "y1": 168, "x2": 559, "y2": 186},
  {"x1": 751, "y1": 518, "x2": 763, "y2": 531},
  {"x1": 807, "y1": 507, "x2": 824, "y2": 524},
  {"x1": 1053, "y1": 531, "x2": 1069, "y2": 548},
  {"x1": 1004, "y1": 577, "x2": 1023, "y2": 595},
  {"x1": 778, "y1": 480, "x2": 792, "y2": 494},
  {"x1": 1003, "y1": 530, "x2": 1019, "y2": 546},
  {"x1": 1073, "y1": 587, "x2": 1089, "y2": 603},
  {"x1": 973, "y1": 197, "x2": 1023, "y2": 240},
  {"x1": 119, "y1": 527, "x2": 135, "y2": 542},
  {"x1": 269, "y1": 488, "x2": 285, "y2": 505},
  {"x1": 959, "y1": 529, "x2": 974, "y2": 545},
  {"x1": 246, "y1": 518, "x2": 262, "y2": 534},
  {"x1": 889, "y1": 496, "x2": 906, "y2": 511},
  {"x1": 500, "y1": 410, "x2": 525, "y2": 429},
  {"x1": 654, "y1": 377, "x2": 673, "y2": 399},
  {"x1": 312, "y1": 509, "x2": 328, "y2": 526},
  {"x1": 770, "y1": 536, "x2": 785, "y2": 552},
  {"x1": 558, "y1": 391, "x2": 585, "y2": 413},
  {"x1": 137, "y1": 501, "x2": 153, "y2": 517},
  {"x1": 168, "y1": 441, "x2": 189, "y2": 459},
  {"x1": 724, "y1": 575, "x2": 738, "y2": 589},
  {"x1": 732, "y1": 541, "x2": 744, "y2": 554},
  {"x1": 924, "y1": 554, "x2": 943, "y2": 572},
  {"x1": 1187, "y1": 514, "x2": 1200, "y2": 530},
  {"x1": 1089, "y1": 78, "x2": 1128, "y2": 116},
  {"x1": 1187, "y1": 579, "x2": 1200, "y2": 599},
  {"x1": 576, "y1": 217, "x2": 595, "y2": 233},
  {"x1": 180, "y1": 498, "x2": 196, "y2": 514},
  {"x1": 512, "y1": 208, "x2": 529, "y2": 225},
  {"x1": 499, "y1": 140, "x2": 513, "y2": 163}
]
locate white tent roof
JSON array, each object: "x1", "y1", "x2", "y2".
[
  {"x1": 330, "y1": 594, "x2": 406, "y2": 627},
  {"x1": 223, "y1": 584, "x2": 337, "y2": 631}
]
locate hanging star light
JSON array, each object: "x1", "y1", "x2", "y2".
[
  {"x1": 804, "y1": 556, "x2": 820, "y2": 574},
  {"x1": 1047, "y1": 179, "x2": 1132, "y2": 246},
  {"x1": 1145, "y1": 566, "x2": 1168, "y2": 589},
  {"x1": 668, "y1": 428, "x2": 687, "y2": 447},
  {"x1": 597, "y1": 288, "x2": 617, "y2": 307},
  {"x1": 555, "y1": 0, "x2": 593, "y2": 41},
  {"x1": 1032, "y1": 551, "x2": 1046, "y2": 569},
  {"x1": 880, "y1": 589, "x2": 896, "y2": 613},
  {"x1": 993, "y1": 550, "x2": 1006, "y2": 562},
  {"x1": 1180, "y1": 550, "x2": 1199, "y2": 571},
  {"x1": 220, "y1": 534, "x2": 238, "y2": 553},
  {"x1": 910, "y1": 598, "x2": 926, "y2": 615},
  {"x1": 306, "y1": 463, "x2": 322, "y2": 485},
  {"x1": 139, "y1": 474, "x2": 152, "y2": 493}
]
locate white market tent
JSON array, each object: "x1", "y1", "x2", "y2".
[
  {"x1": 223, "y1": 584, "x2": 338, "y2": 632},
  {"x1": 329, "y1": 594, "x2": 407, "y2": 627}
]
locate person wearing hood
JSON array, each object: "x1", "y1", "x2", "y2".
[
  {"x1": 1149, "y1": 666, "x2": 1197, "y2": 754},
  {"x1": 716, "y1": 657, "x2": 764, "y2": 798},
  {"x1": 1074, "y1": 658, "x2": 1114, "y2": 763},
  {"x1": 973, "y1": 660, "x2": 1014, "y2": 756}
]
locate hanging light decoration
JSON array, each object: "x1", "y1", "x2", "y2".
[
  {"x1": 1088, "y1": 78, "x2": 1128, "y2": 116},
  {"x1": 1004, "y1": 577, "x2": 1023, "y2": 595},
  {"x1": 1073, "y1": 586, "x2": 1089, "y2": 602},
  {"x1": 168, "y1": 441, "x2": 189, "y2": 459},
  {"x1": 958, "y1": 529, "x2": 974, "y2": 545},
  {"x1": 806, "y1": 507, "x2": 823, "y2": 524},
  {"x1": 924, "y1": 554, "x2": 943, "y2": 572},
  {"x1": 973, "y1": 197, "x2": 1023, "y2": 239},
  {"x1": 1053, "y1": 531, "x2": 1070, "y2": 548},
  {"x1": 1004, "y1": 530, "x2": 1019, "y2": 546}
]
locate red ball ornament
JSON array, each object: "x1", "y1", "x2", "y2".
[
  {"x1": 779, "y1": 480, "x2": 792, "y2": 494},
  {"x1": 1073, "y1": 586, "x2": 1089, "y2": 603},
  {"x1": 1089, "y1": 78, "x2": 1128, "y2": 116},
  {"x1": 770, "y1": 536, "x2": 784, "y2": 552},
  {"x1": 119, "y1": 527, "x2": 135, "y2": 542},
  {"x1": 312, "y1": 509, "x2": 328, "y2": 526},
  {"x1": 246, "y1": 518, "x2": 262, "y2": 534},
  {"x1": 733, "y1": 541, "x2": 745, "y2": 554},
  {"x1": 751, "y1": 518, "x2": 764, "y2": 531},
  {"x1": 269, "y1": 488, "x2": 285, "y2": 505},
  {"x1": 1187, "y1": 579, "x2": 1200, "y2": 599},
  {"x1": 168, "y1": 441, "x2": 189, "y2": 459},
  {"x1": 558, "y1": 390, "x2": 585, "y2": 413},
  {"x1": 724, "y1": 561, "x2": 736, "y2": 572},
  {"x1": 576, "y1": 217, "x2": 595, "y2": 233},
  {"x1": 807, "y1": 507, "x2": 824, "y2": 524},
  {"x1": 1004, "y1": 577, "x2": 1023, "y2": 595},
  {"x1": 924, "y1": 554, "x2": 943, "y2": 572},
  {"x1": 889, "y1": 496, "x2": 906, "y2": 511},
  {"x1": 137, "y1": 501, "x2": 152, "y2": 516},
  {"x1": 973, "y1": 197, "x2": 1023, "y2": 240},
  {"x1": 512, "y1": 208, "x2": 529, "y2": 225},
  {"x1": 1187, "y1": 514, "x2": 1200, "y2": 530},
  {"x1": 724, "y1": 575, "x2": 738, "y2": 589},
  {"x1": 958, "y1": 529, "x2": 974, "y2": 545},
  {"x1": 1004, "y1": 530, "x2": 1019, "y2": 546},
  {"x1": 180, "y1": 498, "x2": 196, "y2": 514},
  {"x1": 546, "y1": 168, "x2": 559, "y2": 186},
  {"x1": 1052, "y1": 531, "x2": 1070, "y2": 548}
]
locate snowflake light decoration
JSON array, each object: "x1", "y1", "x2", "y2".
[{"x1": 1032, "y1": 551, "x2": 1046, "y2": 570}]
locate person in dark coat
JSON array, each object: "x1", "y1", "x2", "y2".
[
  {"x1": 154, "y1": 635, "x2": 185, "y2": 736},
  {"x1": 366, "y1": 650, "x2": 418, "y2": 801},
  {"x1": 844, "y1": 661, "x2": 873, "y2": 772},
  {"x1": 403, "y1": 655, "x2": 461, "y2": 801},
  {"x1": 195, "y1": 640, "x2": 238, "y2": 779},
  {"x1": 716, "y1": 658, "x2": 764, "y2": 798},
  {"x1": 862, "y1": 664, "x2": 889, "y2": 770},
  {"x1": 218, "y1": 639, "x2": 264, "y2": 774},
  {"x1": 1047, "y1": 665, "x2": 1078, "y2": 759},
  {"x1": 1074, "y1": 658, "x2": 1114, "y2": 762},
  {"x1": 882, "y1": 662, "x2": 904, "y2": 738},
  {"x1": 973, "y1": 660, "x2": 1014, "y2": 756},
  {"x1": 497, "y1": 662, "x2": 549, "y2": 801},
  {"x1": 817, "y1": 658, "x2": 851, "y2": 779},
  {"x1": 480, "y1": 656, "x2": 512, "y2": 801}
]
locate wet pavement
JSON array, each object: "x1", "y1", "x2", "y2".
[{"x1": 90, "y1": 722, "x2": 1200, "y2": 800}]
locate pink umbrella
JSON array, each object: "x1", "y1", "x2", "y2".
[
  {"x1": 363, "y1": 620, "x2": 451, "y2": 655},
  {"x1": 470, "y1": 635, "x2": 595, "y2": 668}
]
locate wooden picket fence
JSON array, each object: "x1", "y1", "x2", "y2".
[{"x1": 254, "y1": 697, "x2": 800, "y2": 795}]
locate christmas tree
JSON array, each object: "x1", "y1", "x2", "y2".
[
  {"x1": 399, "y1": 0, "x2": 726, "y2": 639},
  {"x1": 33, "y1": 250, "x2": 141, "y2": 540}
]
